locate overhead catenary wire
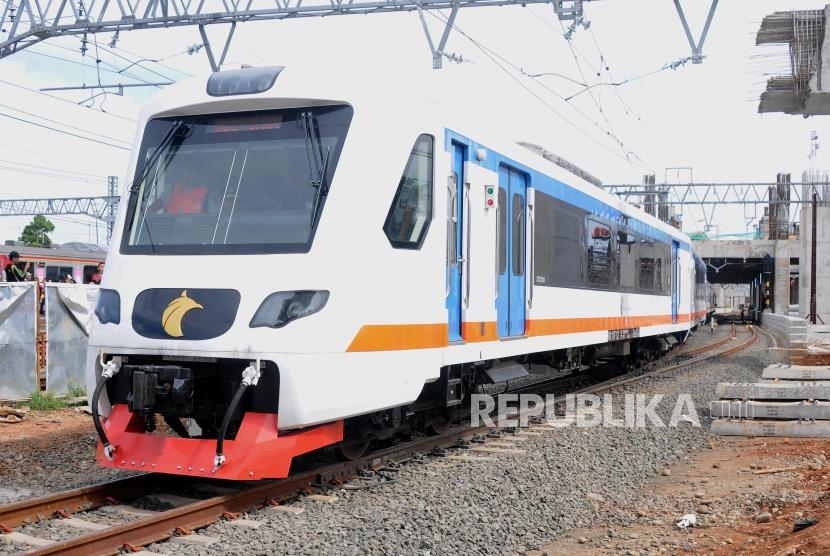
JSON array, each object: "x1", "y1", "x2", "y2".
[
  {"x1": 0, "y1": 102, "x2": 132, "y2": 146},
  {"x1": 0, "y1": 79, "x2": 138, "y2": 123},
  {"x1": 43, "y1": 39, "x2": 166, "y2": 88},
  {"x1": 425, "y1": 10, "x2": 647, "y2": 167},
  {"x1": 0, "y1": 158, "x2": 108, "y2": 179},
  {"x1": 94, "y1": 42, "x2": 181, "y2": 83},
  {"x1": 425, "y1": 11, "x2": 638, "y2": 166},
  {"x1": 11, "y1": 37, "x2": 176, "y2": 95},
  {"x1": 0, "y1": 141, "x2": 111, "y2": 166},
  {"x1": 586, "y1": 26, "x2": 644, "y2": 124},
  {"x1": 525, "y1": 8, "x2": 647, "y2": 123},
  {"x1": 98, "y1": 42, "x2": 194, "y2": 81},
  {"x1": 0, "y1": 111, "x2": 130, "y2": 150},
  {"x1": 557, "y1": 19, "x2": 628, "y2": 158},
  {"x1": 116, "y1": 43, "x2": 195, "y2": 77},
  {"x1": 0, "y1": 164, "x2": 107, "y2": 184},
  {"x1": 16, "y1": 48, "x2": 160, "y2": 86}
]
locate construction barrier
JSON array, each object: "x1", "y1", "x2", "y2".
[
  {"x1": 0, "y1": 283, "x2": 38, "y2": 400},
  {"x1": 45, "y1": 284, "x2": 99, "y2": 395}
]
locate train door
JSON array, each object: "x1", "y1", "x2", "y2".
[
  {"x1": 446, "y1": 143, "x2": 466, "y2": 342},
  {"x1": 671, "y1": 240, "x2": 679, "y2": 323},
  {"x1": 496, "y1": 166, "x2": 527, "y2": 337}
]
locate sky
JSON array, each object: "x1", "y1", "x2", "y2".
[{"x1": 0, "y1": 0, "x2": 826, "y2": 245}]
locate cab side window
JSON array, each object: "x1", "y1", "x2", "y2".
[{"x1": 383, "y1": 135, "x2": 434, "y2": 249}]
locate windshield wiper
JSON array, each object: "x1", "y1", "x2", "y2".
[
  {"x1": 130, "y1": 120, "x2": 191, "y2": 251},
  {"x1": 299, "y1": 112, "x2": 330, "y2": 227},
  {"x1": 129, "y1": 120, "x2": 191, "y2": 194}
]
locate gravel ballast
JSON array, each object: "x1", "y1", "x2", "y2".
[{"x1": 128, "y1": 325, "x2": 769, "y2": 556}]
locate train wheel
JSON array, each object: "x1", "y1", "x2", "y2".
[
  {"x1": 428, "y1": 420, "x2": 449, "y2": 435},
  {"x1": 427, "y1": 416, "x2": 451, "y2": 435},
  {"x1": 337, "y1": 439, "x2": 370, "y2": 461}
]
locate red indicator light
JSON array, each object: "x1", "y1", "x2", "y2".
[{"x1": 487, "y1": 199, "x2": 495, "y2": 206}]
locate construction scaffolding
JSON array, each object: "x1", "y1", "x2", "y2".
[{"x1": 757, "y1": 8, "x2": 827, "y2": 115}]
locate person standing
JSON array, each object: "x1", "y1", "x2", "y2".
[
  {"x1": 91, "y1": 262, "x2": 104, "y2": 285},
  {"x1": 4, "y1": 251, "x2": 30, "y2": 282}
]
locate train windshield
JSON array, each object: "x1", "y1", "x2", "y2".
[{"x1": 122, "y1": 105, "x2": 352, "y2": 254}]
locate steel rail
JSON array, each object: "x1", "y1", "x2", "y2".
[
  {"x1": 677, "y1": 322, "x2": 736, "y2": 357},
  {"x1": 21, "y1": 424, "x2": 507, "y2": 556},
  {"x1": 0, "y1": 474, "x2": 162, "y2": 530},
  {"x1": 579, "y1": 323, "x2": 756, "y2": 394},
  {"x1": 8, "y1": 324, "x2": 759, "y2": 555},
  {"x1": 719, "y1": 324, "x2": 758, "y2": 357}
]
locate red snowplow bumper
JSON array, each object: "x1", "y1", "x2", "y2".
[{"x1": 96, "y1": 404, "x2": 343, "y2": 480}]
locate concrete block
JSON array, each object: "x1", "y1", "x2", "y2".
[
  {"x1": 498, "y1": 435, "x2": 528, "y2": 442},
  {"x1": 170, "y1": 534, "x2": 218, "y2": 547},
  {"x1": 268, "y1": 505, "x2": 305, "y2": 515},
  {"x1": 105, "y1": 505, "x2": 158, "y2": 517},
  {"x1": 716, "y1": 382, "x2": 830, "y2": 400},
  {"x1": 306, "y1": 494, "x2": 338, "y2": 504},
  {"x1": 0, "y1": 532, "x2": 54, "y2": 547},
  {"x1": 469, "y1": 446, "x2": 527, "y2": 454},
  {"x1": 711, "y1": 418, "x2": 830, "y2": 438},
  {"x1": 445, "y1": 455, "x2": 498, "y2": 462},
  {"x1": 482, "y1": 442, "x2": 517, "y2": 449},
  {"x1": 225, "y1": 518, "x2": 262, "y2": 529},
  {"x1": 763, "y1": 364, "x2": 830, "y2": 380},
  {"x1": 55, "y1": 517, "x2": 109, "y2": 531},
  {"x1": 710, "y1": 399, "x2": 830, "y2": 419},
  {"x1": 145, "y1": 494, "x2": 201, "y2": 508}
]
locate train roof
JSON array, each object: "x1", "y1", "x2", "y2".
[
  {"x1": 0, "y1": 243, "x2": 107, "y2": 262},
  {"x1": 137, "y1": 65, "x2": 694, "y2": 249}
]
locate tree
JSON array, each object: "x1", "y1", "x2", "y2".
[{"x1": 20, "y1": 215, "x2": 55, "y2": 248}]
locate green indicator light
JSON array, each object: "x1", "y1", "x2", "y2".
[{"x1": 487, "y1": 187, "x2": 494, "y2": 194}]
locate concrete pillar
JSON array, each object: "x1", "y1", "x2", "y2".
[
  {"x1": 799, "y1": 186, "x2": 830, "y2": 323},
  {"x1": 800, "y1": 182, "x2": 811, "y2": 318},
  {"x1": 817, "y1": 202, "x2": 830, "y2": 323},
  {"x1": 774, "y1": 239, "x2": 790, "y2": 314}
]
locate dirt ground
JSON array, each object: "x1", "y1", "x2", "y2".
[
  {"x1": 793, "y1": 353, "x2": 830, "y2": 366},
  {"x1": 0, "y1": 408, "x2": 128, "y2": 502},
  {"x1": 0, "y1": 407, "x2": 90, "y2": 444},
  {"x1": 539, "y1": 436, "x2": 830, "y2": 556}
]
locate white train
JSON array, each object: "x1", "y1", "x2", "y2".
[{"x1": 88, "y1": 66, "x2": 712, "y2": 480}]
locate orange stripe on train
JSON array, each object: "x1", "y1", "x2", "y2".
[{"x1": 347, "y1": 312, "x2": 707, "y2": 352}]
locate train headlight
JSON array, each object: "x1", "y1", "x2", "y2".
[
  {"x1": 94, "y1": 289, "x2": 121, "y2": 325},
  {"x1": 249, "y1": 290, "x2": 329, "y2": 329}
]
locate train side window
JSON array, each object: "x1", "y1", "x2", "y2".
[
  {"x1": 638, "y1": 239, "x2": 655, "y2": 292},
  {"x1": 533, "y1": 191, "x2": 584, "y2": 288},
  {"x1": 586, "y1": 219, "x2": 612, "y2": 286},
  {"x1": 383, "y1": 134, "x2": 434, "y2": 249},
  {"x1": 617, "y1": 230, "x2": 638, "y2": 290},
  {"x1": 46, "y1": 265, "x2": 73, "y2": 282},
  {"x1": 654, "y1": 254, "x2": 671, "y2": 295},
  {"x1": 532, "y1": 191, "x2": 551, "y2": 285},
  {"x1": 511, "y1": 193, "x2": 525, "y2": 276},
  {"x1": 83, "y1": 265, "x2": 98, "y2": 284}
]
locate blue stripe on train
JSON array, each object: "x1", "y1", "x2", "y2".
[{"x1": 444, "y1": 129, "x2": 690, "y2": 251}]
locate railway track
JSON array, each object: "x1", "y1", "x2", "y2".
[{"x1": 0, "y1": 324, "x2": 759, "y2": 556}]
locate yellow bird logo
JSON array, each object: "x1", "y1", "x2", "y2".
[{"x1": 162, "y1": 290, "x2": 203, "y2": 338}]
